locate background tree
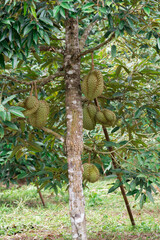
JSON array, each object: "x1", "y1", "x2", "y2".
[{"x1": 0, "y1": 0, "x2": 160, "y2": 239}]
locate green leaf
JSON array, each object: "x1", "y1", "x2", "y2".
[
  {"x1": 82, "y1": 8, "x2": 94, "y2": 13},
  {"x1": 9, "y1": 145, "x2": 22, "y2": 159},
  {"x1": 126, "y1": 17, "x2": 134, "y2": 28},
  {"x1": 146, "y1": 191, "x2": 154, "y2": 203},
  {"x1": 16, "y1": 149, "x2": 24, "y2": 160},
  {"x1": 108, "y1": 14, "x2": 113, "y2": 28},
  {"x1": 2, "y1": 19, "x2": 11, "y2": 25},
  {"x1": 0, "y1": 124, "x2": 4, "y2": 138},
  {"x1": 60, "y1": 7, "x2": 66, "y2": 18},
  {"x1": 119, "y1": 20, "x2": 124, "y2": 30},
  {"x1": 99, "y1": 7, "x2": 107, "y2": 14},
  {"x1": 27, "y1": 31, "x2": 33, "y2": 48},
  {"x1": 115, "y1": 65, "x2": 122, "y2": 77},
  {"x1": 8, "y1": 109, "x2": 25, "y2": 118},
  {"x1": 106, "y1": 0, "x2": 112, "y2": 6},
  {"x1": 0, "y1": 111, "x2": 6, "y2": 121},
  {"x1": 146, "y1": 31, "x2": 152, "y2": 40},
  {"x1": 30, "y1": 5, "x2": 37, "y2": 19},
  {"x1": 24, "y1": 2, "x2": 28, "y2": 16},
  {"x1": 118, "y1": 141, "x2": 128, "y2": 146},
  {"x1": 130, "y1": 180, "x2": 136, "y2": 191},
  {"x1": 43, "y1": 32, "x2": 50, "y2": 45},
  {"x1": 105, "y1": 141, "x2": 117, "y2": 147},
  {"x1": 2, "y1": 95, "x2": 16, "y2": 105},
  {"x1": 33, "y1": 30, "x2": 38, "y2": 44},
  {"x1": 143, "y1": 7, "x2": 150, "y2": 15},
  {"x1": 17, "y1": 172, "x2": 28, "y2": 179},
  {"x1": 39, "y1": 17, "x2": 53, "y2": 26},
  {"x1": 12, "y1": 55, "x2": 18, "y2": 68},
  {"x1": 32, "y1": 52, "x2": 42, "y2": 63},
  {"x1": 157, "y1": 38, "x2": 160, "y2": 49},
  {"x1": 126, "y1": 189, "x2": 139, "y2": 196},
  {"x1": 60, "y1": 2, "x2": 74, "y2": 11},
  {"x1": 0, "y1": 104, "x2": 5, "y2": 112},
  {"x1": 5, "y1": 0, "x2": 10, "y2": 5},
  {"x1": 23, "y1": 24, "x2": 34, "y2": 35},
  {"x1": 11, "y1": 106, "x2": 25, "y2": 111},
  {"x1": 125, "y1": 26, "x2": 132, "y2": 36},
  {"x1": 82, "y1": 3, "x2": 95, "y2": 9},
  {"x1": 104, "y1": 30, "x2": 112, "y2": 38},
  {"x1": 108, "y1": 180, "x2": 121, "y2": 193},
  {"x1": 111, "y1": 45, "x2": 116, "y2": 58},
  {"x1": 140, "y1": 193, "x2": 146, "y2": 209},
  {"x1": 53, "y1": 6, "x2": 60, "y2": 17},
  {"x1": 9, "y1": 29, "x2": 13, "y2": 42},
  {"x1": 27, "y1": 141, "x2": 43, "y2": 152},
  {"x1": 6, "y1": 111, "x2": 11, "y2": 121},
  {"x1": 111, "y1": 126, "x2": 120, "y2": 133},
  {"x1": 135, "y1": 190, "x2": 141, "y2": 200},
  {"x1": 0, "y1": 54, "x2": 5, "y2": 69},
  {"x1": 3, "y1": 121, "x2": 18, "y2": 130}
]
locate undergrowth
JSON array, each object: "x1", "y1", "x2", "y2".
[{"x1": 0, "y1": 180, "x2": 160, "y2": 240}]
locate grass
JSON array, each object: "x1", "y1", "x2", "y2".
[{"x1": 0, "y1": 180, "x2": 160, "y2": 240}]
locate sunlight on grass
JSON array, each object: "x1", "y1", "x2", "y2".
[{"x1": 0, "y1": 180, "x2": 160, "y2": 240}]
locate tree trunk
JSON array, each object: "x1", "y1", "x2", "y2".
[{"x1": 64, "y1": 17, "x2": 87, "y2": 240}]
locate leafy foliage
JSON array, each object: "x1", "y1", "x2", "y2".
[{"x1": 0, "y1": 0, "x2": 160, "y2": 208}]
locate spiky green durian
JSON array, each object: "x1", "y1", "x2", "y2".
[
  {"x1": 96, "y1": 111, "x2": 107, "y2": 124},
  {"x1": 83, "y1": 163, "x2": 91, "y2": 180},
  {"x1": 96, "y1": 109, "x2": 116, "y2": 127},
  {"x1": 83, "y1": 104, "x2": 97, "y2": 130},
  {"x1": 81, "y1": 70, "x2": 104, "y2": 100},
  {"x1": 83, "y1": 163, "x2": 100, "y2": 183},
  {"x1": 87, "y1": 104, "x2": 97, "y2": 119},
  {"x1": 29, "y1": 100, "x2": 49, "y2": 128},
  {"x1": 24, "y1": 96, "x2": 39, "y2": 109},
  {"x1": 23, "y1": 96, "x2": 39, "y2": 116}
]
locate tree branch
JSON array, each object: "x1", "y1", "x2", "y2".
[
  {"x1": 83, "y1": 145, "x2": 108, "y2": 155},
  {"x1": 31, "y1": 45, "x2": 64, "y2": 54},
  {"x1": 79, "y1": 19, "x2": 98, "y2": 51},
  {"x1": 42, "y1": 127, "x2": 64, "y2": 143},
  {"x1": 80, "y1": 32, "x2": 115, "y2": 57},
  {"x1": 0, "y1": 71, "x2": 64, "y2": 86}
]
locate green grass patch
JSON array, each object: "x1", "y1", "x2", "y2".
[{"x1": 0, "y1": 180, "x2": 160, "y2": 240}]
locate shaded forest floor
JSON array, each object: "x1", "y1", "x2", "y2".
[{"x1": 0, "y1": 180, "x2": 160, "y2": 240}]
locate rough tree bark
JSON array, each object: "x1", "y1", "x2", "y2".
[{"x1": 64, "y1": 17, "x2": 87, "y2": 240}]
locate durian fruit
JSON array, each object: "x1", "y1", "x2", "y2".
[
  {"x1": 81, "y1": 70, "x2": 104, "y2": 100},
  {"x1": 29, "y1": 100, "x2": 49, "y2": 128},
  {"x1": 23, "y1": 96, "x2": 39, "y2": 116},
  {"x1": 96, "y1": 108, "x2": 116, "y2": 127},
  {"x1": 83, "y1": 104, "x2": 97, "y2": 130},
  {"x1": 83, "y1": 163, "x2": 100, "y2": 183}
]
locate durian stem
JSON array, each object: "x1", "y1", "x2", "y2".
[
  {"x1": 35, "y1": 183, "x2": 46, "y2": 207},
  {"x1": 88, "y1": 152, "x2": 91, "y2": 163},
  {"x1": 91, "y1": 53, "x2": 94, "y2": 70},
  {"x1": 0, "y1": 79, "x2": 7, "y2": 104},
  {"x1": 94, "y1": 98, "x2": 135, "y2": 226},
  {"x1": 34, "y1": 81, "x2": 38, "y2": 99},
  {"x1": 38, "y1": 187, "x2": 46, "y2": 207},
  {"x1": 30, "y1": 83, "x2": 33, "y2": 96}
]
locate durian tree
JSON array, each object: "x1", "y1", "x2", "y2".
[{"x1": 0, "y1": 0, "x2": 160, "y2": 239}]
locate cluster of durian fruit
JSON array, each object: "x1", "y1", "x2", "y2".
[
  {"x1": 18, "y1": 96, "x2": 49, "y2": 128},
  {"x1": 81, "y1": 69, "x2": 116, "y2": 130}
]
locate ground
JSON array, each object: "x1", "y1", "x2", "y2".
[{"x1": 0, "y1": 180, "x2": 160, "y2": 240}]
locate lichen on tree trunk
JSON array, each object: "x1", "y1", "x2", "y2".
[{"x1": 64, "y1": 17, "x2": 87, "y2": 240}]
